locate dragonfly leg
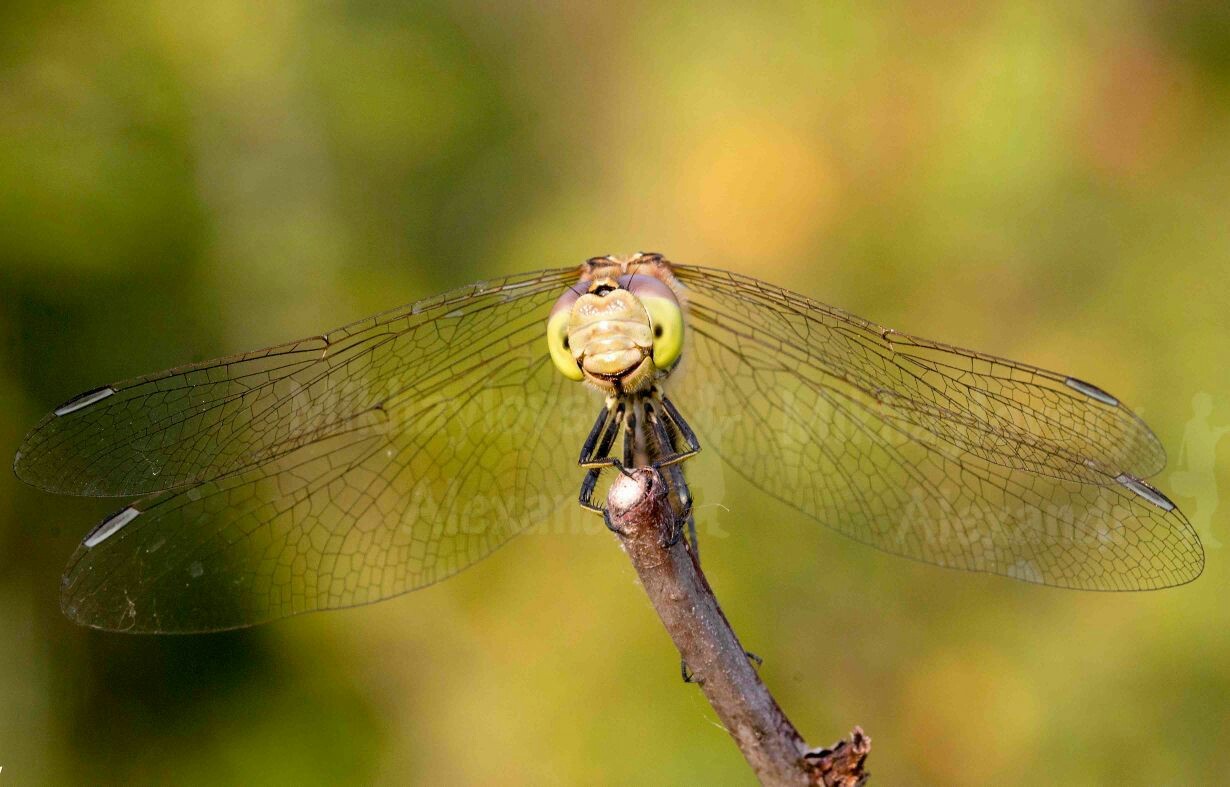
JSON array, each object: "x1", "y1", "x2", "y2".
[
  {"x1": 579, "y1": 401, "x2": 625, "y2": 470},
  {"x1": 645, "y1": 401, "x2": 698, "y2": 552},
  {"x1": 623, "y1": 404, "x2": 638, "y2": 466},
  {"x1": 602, "y1": 508, "x2": 630, "y2": 538},
  {"x1": 578, "y1": 401, "x2": 613, "y2": 465},
  {"x1": 664, "y1": 463, "x2": 697, "y2": 557},
  {"x1": 578, "y1": 402, "x2": 626, "y2": 514},
  {"x1": 660, "y1": 395, "x2": 700, "y2": 452},
  {"x1": 578, "y1": 473, "x2": 604, "y2": 515},
  {"x1": 687, "y1": 512, "x2": 699, "y2": 561},
  {"x1": 646, "y1": 394, "x2": 701, "y2": 468},
  {"x1": 658, "y1": 497, "x2": 693, "y2": 549},
  {"x1": 660, "y1": 398, "x2": 702, "y2": 557}
]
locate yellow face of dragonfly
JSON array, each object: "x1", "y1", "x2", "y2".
[{"x1": 547, "y1": 260, "x2": 685, "y2": 395}]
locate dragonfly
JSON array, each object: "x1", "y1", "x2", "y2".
[{"x1": 14, "y1": 253, "x2": 1204, "y2": 633}]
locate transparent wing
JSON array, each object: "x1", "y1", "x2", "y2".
[
  {"x1": 15, "y1": 267, "x2": 580, "y2": 497},
  {"x1": 46, "y1": 270, "x2": 599, "y2": 632},
  {"x1": 670, "y1": 265, "x2": 1204, "y2": 590}
]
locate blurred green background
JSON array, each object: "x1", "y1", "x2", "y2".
[{"x1": 2, "y1": 1, "x2": 1229, "y2": 784}]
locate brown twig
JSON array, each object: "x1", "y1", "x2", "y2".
[{"x1": 606, "y1": 467, "x2": 870, "y2": 786}]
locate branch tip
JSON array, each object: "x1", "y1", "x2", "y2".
[{"x1": 804, "y1": 727, "x2": 872, "y2": 787}]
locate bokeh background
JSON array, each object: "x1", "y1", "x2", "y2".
[{"x1": 2, "y1": 1, "x2": 1229, "y2": 784}]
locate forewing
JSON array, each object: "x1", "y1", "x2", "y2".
[
  {"x1": 60, "y1": 314, "x2": 592, "y2": 632},
  {"x1": 669, "y1": 265, "x2": 1203, "y2": 590},
  {"x1": 15, "y1": 268, "x2": 580, "y2": 497}
]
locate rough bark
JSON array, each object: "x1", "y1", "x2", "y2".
[{"x1": 606, "y1": 467, "x2": 870, "y2": 786}]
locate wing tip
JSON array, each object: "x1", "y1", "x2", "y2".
[
  {"x1": 13, "y1": 413, "x2": 83, "y2": 493},
  {"x1": 11, "y1": 436, "x2": 47, "y2": 491}
]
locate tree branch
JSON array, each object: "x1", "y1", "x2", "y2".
[{"x1": 606, "y1": 467, "x2": 870, "y2": 786}]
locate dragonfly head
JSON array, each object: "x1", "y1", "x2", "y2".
[{"x1": 548, "y1": 266, "x2": 684, "y2": 395}]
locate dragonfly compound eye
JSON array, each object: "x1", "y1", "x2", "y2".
[
  {"x1": 620, "y1": 274, "x2": 684, "y2": 371},
  {"x1": 547, "y1": 284, "x2": 585, "y2": 381}
]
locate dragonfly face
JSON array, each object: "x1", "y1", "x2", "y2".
[{"x1": 548, "y1": 254, "x2": 686, "y2": 395}]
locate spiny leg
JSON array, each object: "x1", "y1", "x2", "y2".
[
  {"x1": 646, "y1": 396, "x2": 703, "y2": 537},
  {"x1": 578, "y1": 400, "x2": 615, "y2": 466},
  {"x1": 645, "y1": 401, "x2": 695, "y2": 550},
  {"x1": 642, "y1": 397, "x2": 699, "y2": 468},
  {"x1": 579, "y1": 402, "x2": 625, "y2": 515},
  {"x1": 623, "y1": 403, "x2": 638, "y2": 467},
  {"x1": 579, "y1": 400, "x2": 624, "y2": 468},
  {"x1": 657, "y1": 395, "x2": 703, "y2": 557},
  {"x1": 659, "y1": 395, "x2": 700, "y2": 458}
]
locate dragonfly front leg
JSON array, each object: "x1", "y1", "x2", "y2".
[
  {"x1": 579, "y1": 399, "x2": 623, "y2": 468},
  {"x1": 578, "y1": 401, "x2": 625, "y2": 515}
]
